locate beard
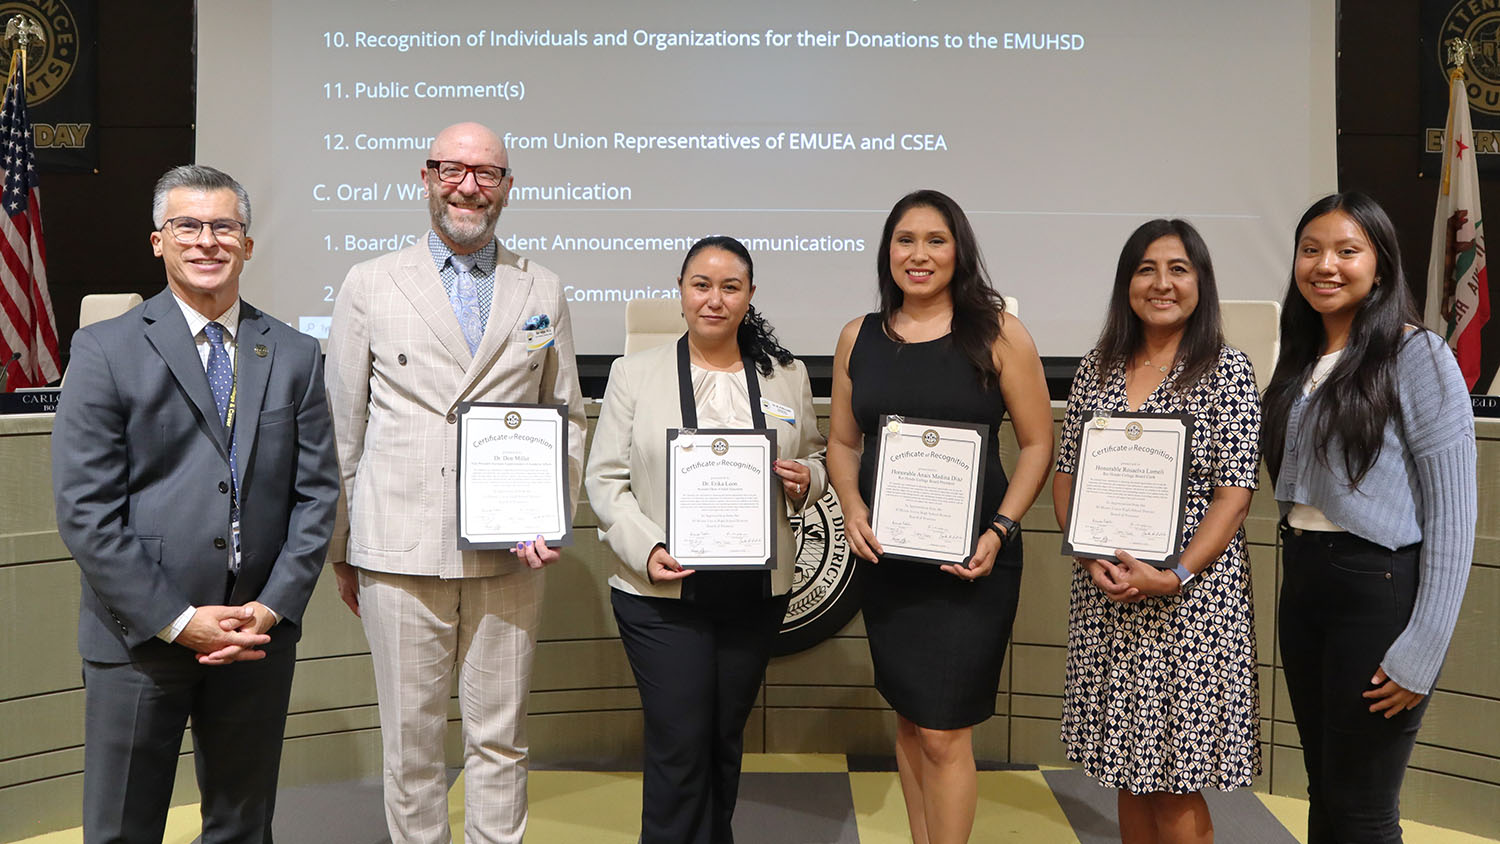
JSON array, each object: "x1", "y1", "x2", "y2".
[{"x1": 428, "y1": 188, "x2": 502, "y2": 250}]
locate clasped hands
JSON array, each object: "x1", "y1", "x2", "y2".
[
  {"x1": 177, "y1": 601, "x2": 278, "y2": 665},
  {"x1": 1077, "y1": 551, "x2": 1181, "y2": 603}
]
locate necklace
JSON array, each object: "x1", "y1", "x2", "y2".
[{"x1": 1139, "y1": 357, "x2": 1170, "y2": 373}]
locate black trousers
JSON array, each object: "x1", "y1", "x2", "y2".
[
  {"x1": 82, "y1": 644, "x2": 297, "y2": 844},
  {"x1": 1279, "y1": 524, "x2": 1429, "y2": 844},
  {"x1": 611, "y1": 588, "x2": 790, "y2": 844}
]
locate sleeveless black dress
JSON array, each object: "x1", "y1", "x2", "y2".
[{"x1": 849, "y1": 314, "x2": 1022, "y2": 729}]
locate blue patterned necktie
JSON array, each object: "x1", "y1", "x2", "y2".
[
  {"x1": 203, "y1": 321, "x2": 240, "y2": 570},
  {"x1": 450, "y1": 253, "x2": 483, "y2": 354}
]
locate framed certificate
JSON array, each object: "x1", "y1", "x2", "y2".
[
  {"x1": 456, "y1": 402, "x2": 573, "y2": 550},
  {"x1": 1061, "y1": 411, "x2": 1194, "y2": 566},
  {"x1": 665, "y1": 428, "x2": 777, "y2": 570},
  {"x1": 870, "y1": 416, "x2": 989, "y2": 566}
]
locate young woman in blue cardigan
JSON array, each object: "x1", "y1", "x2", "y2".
[{"x1": 1261, "y1": 192, "x2": 1477, "y2": 844}]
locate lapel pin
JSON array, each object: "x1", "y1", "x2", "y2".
[{"x1": 254, "y1": 344, "x2": 268, "y2": 357}]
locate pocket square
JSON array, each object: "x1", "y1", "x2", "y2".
[{"x1": 523, "y1": 314, "x2": 551, "y2": 331}]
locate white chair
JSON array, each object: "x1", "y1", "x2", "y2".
[
  {"x1": 62, "y1": 293, "x2": 145, "y2": 385},
  {"x1": 623, "y1": 297, "x2": 686, "y2": 355},
  {"x1": 1220, "y1": 299, "x2": 1280, "y2": 391},
  {"x1": 1003, "y1": 296, "x2": 1019, "y2": 318}
]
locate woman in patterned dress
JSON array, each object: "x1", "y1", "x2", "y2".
[{"x1": 1052, "y1": 219, "x2": 1261, "y2": 843}]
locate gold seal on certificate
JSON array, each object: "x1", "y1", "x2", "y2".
[
  {"x1": 456, "y1": 402, "x2": 573, "y2": 549},
  {"x1": 870, "y1": 416, "x2": 989, "y2": 565},
  {"x1": 1061, "y1": 411, "x2": 1194, "y2": 566},
  {"x1": 666, "y1": 428, "x2": 777, "y2": 570}
]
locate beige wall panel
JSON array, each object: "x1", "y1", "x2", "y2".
[
  {"x1": 1270, "y1": 745, "x2": 1308, "y2": 799},
  {"x1": 1273, "y1": 720, "x2": 1301, "y2": 749},
  {"x1": 1250, "y1": 544, "x2": 1277, "y2": 666},
  {"x1": 0, "y1": 746, "x2": 81, "y2": 790},
  {"x1": 1010, "y1": 644, "x2": 1064, "y2": 697},
  {"x1": 0, "y1": 423, "x2": 54, "y2": 538},
  {"x1": 277, "y1": 728, "x2": 385, "y2": 789},
  {"x1": 1436, "y1": 565, "x2": 1499, "y2": 698},
  {"x1": 1272, "y1": 668, "x2": 1294, "y2": 725},
  {"x1": 284, "y1": 705, "x2": 380, "y2": 740},
  {"x1": 287, "y1": 653, "x2": 377, "y2": 713},
  {"x1": 531, "y1": 639, "x2": 634, "y2": 691},
  {"x1": 0, "y1": 772, "x2": 81, "y2": 842},
  {"x1": 537, "y1": 537, "x2": 619, "y2": 642},
  {"x1": 743, "y1": 706, "x2": 766, "y2": 752},
  {"x1": 1408, "y1": 744, "x2": 1500, "y2": 786},
  {"x1": 972, "y1": 716, "x2": 1010, "y2": 761},
  {"x1": 1013, "y1": 554, "x2": 1070, "y2": 647},
  {"x1": 531, "y1": 687, "x2": 642, "y2": 714},
  {"x1": 1400, "y1": 767, "x2": 1500, "y2": 840},
  {"x1": 1420, "y1": 691, "x2": 1500, "y2": 759},
  {"x1": 1009, "y1": 716, "x2": 1069, "y2": 767},
  {"x1": 0, "y1": 689, "x2": 82, "y2": 761},
  {"x1": 294, "y1": 569, "x2": 373, "y2": 659},
  {"x1": 765, "y1": 636, "x2": 874, "y2": 687},
  {"x1": 763, "y1": 685, "x2": 888, "y2": 710},
  {"x1": 764, "y1": 708, "x2": 896, "y2": 756},
  {"x1": 0, "y1": 561, "x2": 81, "y2": 700},
  {"x1": 1011, "y1": 693, "x2": 1063, "y2": 720},
  {"x1": 531, "y1": 710, "x2": 645, "y2": 767},
  {"x1": 1257, "y1": 666, "x2": 1273, "y2": 719}
]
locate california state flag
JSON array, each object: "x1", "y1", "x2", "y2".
[{"x1": 1425, "y1": 67, "x2": 1490, "y2": 392}]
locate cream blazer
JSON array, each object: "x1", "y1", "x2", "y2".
[
  {"x1": 326, "y1": 236, "x2": 586, "y2": 578},
  {"x1": 586, "y1": 340, "x2": 828, "y2": 599}
]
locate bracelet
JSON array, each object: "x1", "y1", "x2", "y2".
[
  {"x1": 989, "y1": 514, "x2": 1020, "y2": 548},
  {"x1": 1170, "y1": 561, "x2": 1195, "y2": 591}
]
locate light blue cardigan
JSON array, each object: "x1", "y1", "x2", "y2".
[{"x1": 1274, "y1": 329, "x2": 1477, "y2": 694}]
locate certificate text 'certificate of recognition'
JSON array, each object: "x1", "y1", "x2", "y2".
[
  {"x1": 666, "y1": 429, "x2": 776, "y2": 570},
  {"x1": 871, "y1": 417, "x2": 988, "y2": 566},
  {"x1": 457, "y1": 403, "x2": 573, "y2": 550},
  {"x1": 1062, "y1": 412, "x2": 1192, "y2": 565}
]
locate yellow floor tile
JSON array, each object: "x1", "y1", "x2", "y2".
[
  {"x1": 449, "y1": 769, "x2": 645, "y2": 844},
  {"x1": 741, "y1": 752, "x2": 850, "y2": 773},
  {"x1": 851, "y1": 769, "x2": 1083, "y2": 844}
]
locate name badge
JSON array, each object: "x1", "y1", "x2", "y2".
[
  {"x1": 526, "y1": 326, "x2": 555, "y2": 351},
  {"x1": 760, "y1": 396, "x2": 795, "y2": 424}
]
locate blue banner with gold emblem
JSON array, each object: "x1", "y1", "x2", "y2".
[
  {"x1": 1, "y1": 0, "x2": 96, "y2": 172},
  {"x1": 1421, "y1": 0, "x2": 1500, "y2": 176}
]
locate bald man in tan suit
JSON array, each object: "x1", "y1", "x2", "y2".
[{"x1": 325, "y1": 123, "x2": 585, "y2": 844}]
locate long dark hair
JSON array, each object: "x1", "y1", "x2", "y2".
[
  {"x1": 876, "y1": 190, "x2": 1006, "y2": 390},
  {"x1": 1261, "y1": 192, "x2": 1423, "y2": 486},
  {"x1": 1094, "y1": 219, "x2": 1225, "y2": 393},
  {"x1": 678, "y1": 235, "x2": 795, "y2": 377}
]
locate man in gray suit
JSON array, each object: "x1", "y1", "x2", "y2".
[
  {"x1": 53, "y1": 165, "x2": 340, "y2": 843},
  {"x1": 325, "y1": 122, "x2": 585, "y2": 844}
]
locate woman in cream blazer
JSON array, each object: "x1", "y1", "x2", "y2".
[{"x1": 586, "y1": 236, "x2": 827, "y2": 844}]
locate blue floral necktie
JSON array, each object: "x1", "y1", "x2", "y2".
[{"x1": 450, "y1": 254, "x2": 483, "y2": 354}]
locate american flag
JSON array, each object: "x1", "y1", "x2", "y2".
[{"x1": 0, "y1": 57, "x2": 58, "y2": 390}]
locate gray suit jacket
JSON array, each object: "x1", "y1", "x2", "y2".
[
  {"x1": 53, "y1": 289, "x2": 340, "y2": 662},
  {"x1": 325, "y1": 236, "x2": 586, "y2": 578}
]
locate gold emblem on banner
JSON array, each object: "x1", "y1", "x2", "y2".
[
  {"x1": 1439, "y1": 1, "x2": 1500, "y2": 115},
  {"x1": 0, "y1": 0, "x2": 78, "y2": 106}
]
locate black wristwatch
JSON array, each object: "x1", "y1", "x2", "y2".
[{"x1": 989, "y1": 514, "x2": 1020, "y2": 547}]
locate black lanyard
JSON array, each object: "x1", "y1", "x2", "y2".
[
  {"x1": 675, "y1": 333, "x2": 766, "y2": 429},
  {"x1": 673, "y1": 333, "x2": 774, "y2": 600}
]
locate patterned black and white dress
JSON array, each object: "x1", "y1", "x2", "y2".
[{"x1": 1056, "y1": 345, "x2": 1261, "y2": 794}]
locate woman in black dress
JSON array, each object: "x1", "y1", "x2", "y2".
[{"x1": 827, "y1": 190, "x2": 1054, "y2": 844}]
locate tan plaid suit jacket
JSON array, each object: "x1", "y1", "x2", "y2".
[{"x1": 325, "y1": 236, "x2": 586, "y2": 576}]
